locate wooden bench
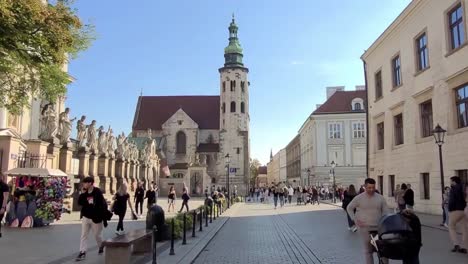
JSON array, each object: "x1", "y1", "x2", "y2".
[{"x1": 102, "y1": 228, "x2": 152, "y2": 264}]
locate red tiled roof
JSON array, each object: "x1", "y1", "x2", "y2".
[
  {"x1": 258, "y1": 166, "x2": 267, "y2": 175},
  {"x1": 197, "y1": 143, "x2": 220, "y2": 153},
  {"x1": 133, "y1": 96, "x2": 220, "y2": 130},
  {"x1": 313, "y1": 91, "x2": 366, "y2": 114}
]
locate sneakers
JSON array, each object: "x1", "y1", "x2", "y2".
[
  {"x1": 458, "y1": 248, "x2": 467, "y2": 254},
  {"x1": 98, "y1": 246, "x2": 104, "y2": 254},
  {"x1": 451, "y1": 245, "x2": 460, "y2": 252},
  {"x1": 352, "y1": 226, "x2": 358, "y2": 232},
  {"x1": 75, "y1": 252, "x2": 86, "y2": 261},
  {"x1": 115, "y1": 230, "x2": 125, "y2": 236}
]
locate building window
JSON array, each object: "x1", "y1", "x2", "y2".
[
  {"x1": 378, "y1": 176, "x2": 384, "y2": 194},
  {"x1": 421, "y1": 173, "x2": 430, "y2": 200},
  {"x1": 420, "y1": 100, "x2": 433, "y2": 137},
  {"x1": 241, "y1": 102, "x2": 245, "y2": 113},
  {"x1": 230, "y1": 101, "x2": 236, "y2": 113},
  {"x1": 456, "y1": 84, "x2": 468, "y2": 128},
  {"x1": 172, "y1": 173, "x2": 184, "y2": 178},
  {"x1": 222, "y1": 103, "x2": 226, "y2": 113},
  {"x1": 388, "y1": 175, "x2": 395, "y2": 197},
  {"x1": 176, "y1": 131, "x2": 186, "y2": 154},
  {"x1": 354, "y1": 103, "x2": 362, "y2": 110},
  {"x1": 377, "y1": 122, "x2": 385, "y2": 150},
  {"x1": 375, "y1": 70, "x2": 383, "y2": 100},
  {"x1": 456, "y1": 169, "x2": 468, "y2": 186},
  {"x1": 394, "y1": 114, "x2": 404, "y2": 145},
  {"x1": 231, "y1": 80, "x2": 236, "y2": 91},
  {"x1": 352, "y1": 122, "x2": 366, "y2": 139},
  {"x1": 222, "y1": 81, "x2": 226, "y2": 92},
  {"x1": 241, "y1": 81, "x2": 245, "y2": 92},
  {"x1": 416, "y1": 33, "x2": 429, "y2": 71},
  {"x1": 448, "y1": 4, "x2": 465, "y2": 50},
  {"x1": 328, "y1": 122, "x2": 342, "y2": 139},
  {"x1": 392, "y1": 55, "x2": 402, "y2": 87}
]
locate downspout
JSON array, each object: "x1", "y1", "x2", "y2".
[{"x1": 362, "y1": 59, "x2": 369, "y2": 179}]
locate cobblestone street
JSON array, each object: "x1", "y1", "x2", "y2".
[{"x1": 193, "y1": 202, "x2": 468, "y2": 264}]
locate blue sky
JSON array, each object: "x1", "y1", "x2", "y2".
[{"x1": 67, "y1": 0, "x2": 410, "y2": 165}]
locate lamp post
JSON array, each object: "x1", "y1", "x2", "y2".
[
  {"x1": 433, "y1": 124, "x2": 446, "y2": 203},
  {"x1": 331, "y1": 161, "x2": 336, "y2": 203},
  {"x1": 225, "y1": 154, "x2": 231, "y2": 209},
  {"x1": 307, "y1": 169, "x2": 311, "y2": 187}
]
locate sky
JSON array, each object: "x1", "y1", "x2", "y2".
[{"x1": 66, "y1": 0, "x2": 411, "y2": 165}]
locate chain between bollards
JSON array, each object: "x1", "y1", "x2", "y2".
[
  {"x1": 169, "y1": 218, "x2": 175, "y2": 255},
  {"x1": 192, "y1": 210, "x2": 196, "y2": 238},
  {"x1": 182, "y1": 213, "x2": 187, "y2": 245},
  {"x1": 152, "y1": 225, "x2": 157, "y2": 264}
]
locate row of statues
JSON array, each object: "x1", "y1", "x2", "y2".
[{"x1": 39, "y1": 104, "x2": 157, "y2": 164}]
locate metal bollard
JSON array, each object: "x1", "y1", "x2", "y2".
[
  {"x1": 152, "y1": 225, "x2": 158, "y2": 264},
  {"x1": 169, "y1": 219, "x2": 175, "y2": 255},
  {"x1": 210, "y1": 206, "x2": 213, "y2": 223},
  {"x1": 182, "y1": 213, "x2": 187, "y2": 245},
  {"x1": 205, "y1": 207, "x2": 209, "y2": 227},
  {"x1": 213, "y1": 205, "x2": 216, "y2": 220},
  {"x1": 199, "y1": 208, "x2": 203, "y2": 232},
  {"x1": 192, "y1": 210, "x2": 196, "y2": 238},
  {"x1": 216, "y1": 204, "x2": 219, "y2": 218}
]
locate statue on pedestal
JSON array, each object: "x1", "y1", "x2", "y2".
[
  {"x1": 76, "y1": 115, "x2": 87, "y2": 148},
  {"x1": 39, "y1": 104, "x2": 58, "y2": 142},
  {"x1": 107, "y1": 128, "x2": 116, "y2": 158},
  {"x1": 86, "y1": 120, "x2": 97, "y2": 152},
  {"x1": 58, "y1": 108, "x2": 76, "y2": 145},
  {"x1": 97, "y1": 126, "x2": 108, "y2": 156}
]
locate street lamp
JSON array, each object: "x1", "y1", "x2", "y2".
[
  {"x1": 307, "y1": 169, "x2": 311, "y2": 187},
  {"x1": 225, "y1": 154, "x2": 231, "y2": 209},
  {"x1": 331, "y1": 161, "x2": 336, "y2": 203},
  {"x1": 433, "y1": 124, "x2": 447, "y2": 203}
]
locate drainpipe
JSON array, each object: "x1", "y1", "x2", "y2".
[{"x1": 362, "y1": 59, "x2": 369, "y2": 179}]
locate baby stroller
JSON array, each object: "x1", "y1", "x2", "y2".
[{"x1": 370, "y1": 212, "x2": 421, "y2": 264}]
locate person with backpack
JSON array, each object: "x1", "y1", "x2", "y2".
[
  {"x1": 112, "y1": 183, "x2": 135, "y2": 236},
  {"x1": 342, "y1": 184, "x2": 357, "y2": 232},
  {"x1": 447, "y1": 176, "x2": 467, "y2": 254},
  {"x1": 0, "y1": 176, "x2": 10, "y2": 238},
  {"x1": 76, "y1": 177, "x2": 106, "y2": 261},
  {"x1": 179, "y1": 187, "x2": 190, "y2": 212}
]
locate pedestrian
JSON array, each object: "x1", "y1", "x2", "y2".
[
  {"x1": 312, "y1": 187, "x2": 319, "y2": 205},
  {"x1": 112, "y1": 183, "x2": 135, "y2": 236},
  {"x1": 0, "y1": 176, "x2": 10, "y2": 238},
  {"x1": 447, "y1": 176, "x2": 467, "y2": 254},
  {"x1": 167, "y1": 186, "x2": 176, "y2": 213},
  {"x1": 255, "y1": 188, "x2": 260, "y2": 202},
  {"x1": 76, "y1": 177, "x2": 106, "y2": 261},
  {"x1": 342, "y1": 184, "x2": 357, "y2": 232},
  {"x1": 346, "y1": 178, "x2": 389, "y2": 264},
  {"x1": 179, "y1": 187, "x2": 190, "y2": 212},
  {"x1": 134, "y1": 182, "x2": 145, "y2": 216},
  {"x1": 273, "y1": 187, "x2": 279, "y2": 209},
  {"x1": 404, "y1": 184, "x2": 415, "y2": 210},
  {"x1": 396, "y1": 183, "x2": 407, "y2": 212},
  {"x1": 441, "y1": 186, "x2": 450, "y2": 227},
  {"x1": 145, "y1": 185, "x2": 156, "y2": 209},
  {"x1": 153, "y1": 184, "x2": 159, "y2": 204},
  {"x1": 278, "y1": 187, "x2": 285, "y2": 207},
  {"x1": 288, "y1": 185, "x2": 294, "y2": 204},
  {"x1": 400, "y1": 208, "x2": 422, "y2": 264}
]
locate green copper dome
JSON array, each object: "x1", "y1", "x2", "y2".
[{"x1": 223, "y1": 14, "x2": 244, "y2": 67}]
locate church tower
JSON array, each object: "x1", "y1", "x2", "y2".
[{"x1": 218, "y1": 15, "x2": 250, "y2": 194}]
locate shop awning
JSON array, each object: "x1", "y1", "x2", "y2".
[{"x1": 4, "y1": 168, "x2": 68, "y2": 177}]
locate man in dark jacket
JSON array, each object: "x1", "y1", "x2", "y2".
[
  {"x1": 76, "y1": 177, "x2": 106, "y2": 261},
  {"x1": 403, "y1": 184, "x2": 415, "y2": 209},
  {"x1": 134, "y1": 182, "x2": 145, "y2": 216},
  {"x1": 447, "y1": 176, "x2": 467, "y2": 254}
]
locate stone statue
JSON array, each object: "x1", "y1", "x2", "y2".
[
  {"x1": 147, "y1": 128, "x2": 152, "y2": 139},
  {"x1": 97, "y1": 126, "x2": 108, "y2": 155},
  {"x1": 39, "y1": 104, "x2": 58, "y2": 141},
  {"x1": 86, "y1": 120, "x2": 97, "y2": 152},
  {"x1": 107, "y1": 128, "x2": 116, "y2": 158},
  {"x1": 58, "y1": 108, "x2": 76, "y2": 145},
  {"x1": 76, "y1": 115, "x2": 87, "y2": 148},
  {"x1": 116, "y1": 132, "x2": 126, "y2": 159}
]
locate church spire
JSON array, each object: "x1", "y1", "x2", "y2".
[
  {"x1": 224, "y1": 14, "x2": 244, "y2": 67},
  {"x1": 270, "y1": 149, "x2": 273, "y2": 161}
]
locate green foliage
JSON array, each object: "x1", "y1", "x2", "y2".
[
  {"x1": 165, "y1": 212, "x2": 194, "y2": 239},
  {"x1": 0, "y1": 0, "x2": 94, "y2": 114}
]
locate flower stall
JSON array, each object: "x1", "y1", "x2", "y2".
[{"x1": 4, "y1": 168, "x2": 69, "y2": 227}]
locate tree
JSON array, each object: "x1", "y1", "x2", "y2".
[
  {"x1": 249, "y1": 158, "x2": 261, "y2": 187},
  {"x1": 0, "y1": 0, "x2": 94, "y2": 114}
]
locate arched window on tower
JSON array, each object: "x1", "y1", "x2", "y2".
[
  {"x1": 231, "y1": 80, "x2": 235, "y2": 91},
  {"x1": 230, "y1": 101, "x2": 236, "y2": 113},
  {"x1": 241, "y1": 81, "x2": 245, "y2": 92},
  {"x1": 241, "y1": 102, "x2": 245, "y2": 113},
  {"x1": 222, "y1": 81, "x2": 226, "y2": 92},
  {"x1": 176, "y1": 131, "x2": 186, "y2": 154},
  {"x1": 222, "y1": 103, "x2": 226, "y2": 113}
]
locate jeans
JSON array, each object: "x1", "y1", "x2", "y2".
[
  {"x1": 273, "y1": 196, "x2": 278, "y2": 208},
  {"x1": 116, "y1": 213, "x2": 125, "y2": 231},
  {"x1": 346, "y1": 212, "x2": 355, "y2": 228},
  {"x1": 442, "y1": 204, "x2": 449, "y2": 225},
  {"x1": 135, "y1": 199, "x2": 143, "y2": 215},
  {"x1": 279, "y1": 196, "x2": 284, "y2": 207},
  {"x1": 80, "y1": 217, "x2": 103, "y2": 252},
  {"x1": 288, "y1": 195, "x2": 292, "y2": 204}
]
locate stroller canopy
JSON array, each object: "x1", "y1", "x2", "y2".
[{"x1": 378, "y1": 213, "x2": 412, "y2": 236}]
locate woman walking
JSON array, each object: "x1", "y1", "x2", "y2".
[
  {"x1": 145, "y1": 185, "x2": 156, "y2": 209},
  {"x1": 167, "y1": 186, "x2": 176, "y2": 213},
  {"x1": 179, "y1": 188, "x2": 190, "y2": 212},
  {"x1": 342, "y1": 184, "x2": 357, "y2": 232},
  {"x1": 273, "y1": 187, "x2": 279, "y2": 209},
  {"x1": 113, "y1": 184, "x2": 134, "y2": 235}
]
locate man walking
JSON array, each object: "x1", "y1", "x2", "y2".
[
  {"x1": 76, "y1": 177, "x2": 106, "y2": 261},
  {"x1": 447, "y1": 176, "x2": 467, "y2": 254},
  {"x1": 134, "y1": 182, "x2": 145, "y2": 216},
  {"x1": 0, "y1": 176, "x2": 10, "y2": 238},
  {"x1": 287, "y1": 186, "x2": 294, "y2": 204},
  {"x1": 347, "y1": 178, "x2": 389, "y2": 264},
  {"x1": 404, "y1": 183, "x2": 415, "y2": 210}
]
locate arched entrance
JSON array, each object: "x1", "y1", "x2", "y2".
[{"x1": 190, "y1": 171, "x2": 202, "y2": 196}]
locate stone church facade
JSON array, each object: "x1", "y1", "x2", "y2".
[{"x1": 132, "y1": 17, "x2": 250, "y2": 196}]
